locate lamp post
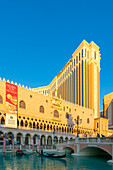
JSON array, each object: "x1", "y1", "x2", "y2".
[{"x1": 76, "y1": 119, "x2": 79, "y2": 138}]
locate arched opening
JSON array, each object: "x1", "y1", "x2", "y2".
[
  {"x1": 25, "y1": 134, "x2": 31, "y2": 145},
  {"x1": 65, "y1": 137, "x2": 68, "y2": 142},
  {"x1": 39, "y1": 106, "x2": 44, "y2": 113},
  {"x1": 79, "y1": 146, "x2": 112, "y2": 159},
  {"x1": 70, "y1": 137, "x2": 73, "y2": 141},
  {"x1": 37, "y1": 123, "x2": 39, "y2": 129},
  {"x1": 17, "y1": 133, "x2": 23, "y2": 144},
  {"x1": 25, "y1": 120, "x2": 28, "y2": 127},
  {"x1": 40, "y1": 123, "x2": 43, "y2": 130},
  {"x1": 67, "y1": 127, "x2": 69, "y2": 133},
  {"x1": 63, "y1": 147, "x2": 74, "y2": 154},
  {"x1": 34, "y1": 134, "x2": 38, "y2": 145},
  {"x1": 59, "y1": 127, "x2": 61, "y2": 132},
  {"x1": 19, "y1": 100, "x2": 26, "y2": 109},
  {"x1": 87, "y1": 118, "x2": 89, "y2": 124},
  {"x1": 56, "y1": 126, "x2": 58, "y2": 131},
  {"x1": 47, "y1": 124, "x2": 49, "y2": 130},
  {"x1": 59, "y1": 136, "x2": 63, "y2": 143},
  {"x1": 1, "y1": 117, "x2": 5, "y2": 125},
  {"x1": 20, "y1": 120, "x2": 24, "y2": 127},
  {"x1": 29, "y1": 122, "x2": 32, "y2": 128},
  {"x1": 54, "y1": 136, "x2": 58, "y2": 143},
  {"x1": 7, "y1": 132, "x2": 13, "y2": 144},
  {"x1": 54, "y1": 110, "x2": 59, "y2": 118},
  {"x1": 47, "y1": 136, "x2": 52, "y2": 146},
  {"x1": 66, "y1": 113, "x2": 69, "y2": 119},
  {"x1": 41, "y1": 135, "x2": 46, "y2": 145},
  {"x1": 53, "y1": 125, "x2": 55, "y2": 130},
  {"x1": 33, "y1": 122, "x2": 35, "y2": 128},
  {"x1": 17, "y1": 119, "x2": 19, "y2": 127},
  {"x1": 0, "y1": 95, "x2": 3, "y2": 104},
  {"x1": 50, "y1": 125, "x2": 52, "y2": 131},
  {"x1": 62, "y1": 127, "x2": 64, "y2": 132},
  {"x1": 44, "y1": 124, "x2": 46, "y2": 130}
]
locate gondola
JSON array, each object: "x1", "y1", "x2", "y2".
[
  {"x1": 16, "y1": 150, "x2": 25, "y2": 155},
  {"x1": 38, "y1": 151, "x2": 66, "y2": 158},
  {"x1": 16, "y1": 150, "x2": 34, "y2": 156}
]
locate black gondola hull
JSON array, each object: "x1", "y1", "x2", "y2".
[{"x1": 38, "y1": 152, "x2": 66, "y2": 158}]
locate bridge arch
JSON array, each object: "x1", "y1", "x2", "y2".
[
  {"x1": 63, "y1": 146, "x2": 74, "y2": 154},
  {"x1": 79, "y1": 146, "x2": 112, "y2": 158}
]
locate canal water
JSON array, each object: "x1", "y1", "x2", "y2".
[{"x1": 0, "y1": 153, "x2": 113, "y2": 170}]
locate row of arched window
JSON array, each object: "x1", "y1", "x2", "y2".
[
  {"x1": 19, "y1": 100, "x2": 45, "y2": 113},
  {"x1": 17, "y1": 119, "x2": 92, "y2": 134}
]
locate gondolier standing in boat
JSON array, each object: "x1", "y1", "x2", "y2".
[{"x1": 41, "y1": 146, "x2": 43, "y2": 155}]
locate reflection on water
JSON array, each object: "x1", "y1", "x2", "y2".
[{"x1": 0, "y1": 153, "x2": 113, "y2": 170}]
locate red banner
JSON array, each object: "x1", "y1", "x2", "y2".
[{"x1": 6, "y1": 82, "x2": 17, "y2": 128}]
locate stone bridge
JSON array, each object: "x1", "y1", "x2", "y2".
[{"x1": 56, "y1": 137, "x2": 113, "y2": 162}]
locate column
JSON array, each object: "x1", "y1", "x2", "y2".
[{"x1": 77, "y1": 144, "x2": 80, "y2": 154}]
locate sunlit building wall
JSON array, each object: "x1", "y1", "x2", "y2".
[{"x1": 34, "y1": 40, "x2": 101, "y2": 118}]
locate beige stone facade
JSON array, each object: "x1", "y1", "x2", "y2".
[{"x1": 0, "y1": 80, "x2": 94, "y2": 136}]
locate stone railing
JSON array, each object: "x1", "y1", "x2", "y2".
[{"x1": 56, "y1": 137, "x2": 113, "y2": 145}]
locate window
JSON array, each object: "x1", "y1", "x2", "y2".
[
  {"x1": 19, "y1": 100, "x2": 26, "y2": 109},
  {"x1": 54, "y1": 110, "x2": 59, "y2": 118},
  {"x1": 85, "y1": 49, "x2": 86, "y2": 57},
  {"x1": 0, "y1": 95, "x2": 3, "y2": 104},
  {"x1": 39, "y1": 105, "x2": 44, "y2": 113},
  {"x1": 87, "y1": 118, "x2": 89, "y2": 123},
  {"x1": 66, "y1": 113, "x2": 69, "y2": 119},
  {"x1": 1, "y1": 117, "x2": 5, "y2": 125},
  {"x1": 80, "y1": 119, "x2": 82, "y2": 124},
  {"x1": 77, "y1": 115, "x2": 79, "y2": 121},
  {"x1": 94, "y1": 51, "x2": 96, "y2": 59},
  {"x1": 82, "y1": 49, "x2": 83, "y2": 58},
  {"x1": 97, "y1": 122, "x2": 99, "y2": 128},
  {"x1": 74, "y1": 59, "x2": 75, "y2": 66},
  {"x1": 87, "y1": 51, "x2": 89, "y2": 59},
  {"x1": 63, "y1": 106, "x2": 65, "y2": 111},
  {"x1": 76, "y1": 56, "x2": 78, "y2": 64},
  {"x1": 79, "y1": 53, "x2": 80, "y2": 61}
]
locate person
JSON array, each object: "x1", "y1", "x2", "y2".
[
  {"x1": 41, "y1": 146, "x2": 43, "y2": 155},
  {"x1": 9, "y1": 138, "x2": 11, "y2": 145}
]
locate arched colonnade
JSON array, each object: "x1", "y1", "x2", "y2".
[{"x1": 0, "y1": 130, "x2": 74, "y2": 146}]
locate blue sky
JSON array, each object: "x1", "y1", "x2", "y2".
[{"x1": 0, "y1": 0, "x2": 113, "y2": 110}]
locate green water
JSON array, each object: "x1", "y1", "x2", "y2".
[{"x1": 0, "y1": 153, "x2": 113, "y2": 170}]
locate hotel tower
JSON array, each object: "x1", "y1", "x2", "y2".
[{"x1": 34, "y1": 40, "x2": 101, "y2": 118}]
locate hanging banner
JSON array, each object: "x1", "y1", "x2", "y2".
[{"x1": 6, "y1": 82, "x2": 18, "y2": 128}]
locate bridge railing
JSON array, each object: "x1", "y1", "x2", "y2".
[{"x1": 56, "y1": 137, "x2": 113, "y2": 145}]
